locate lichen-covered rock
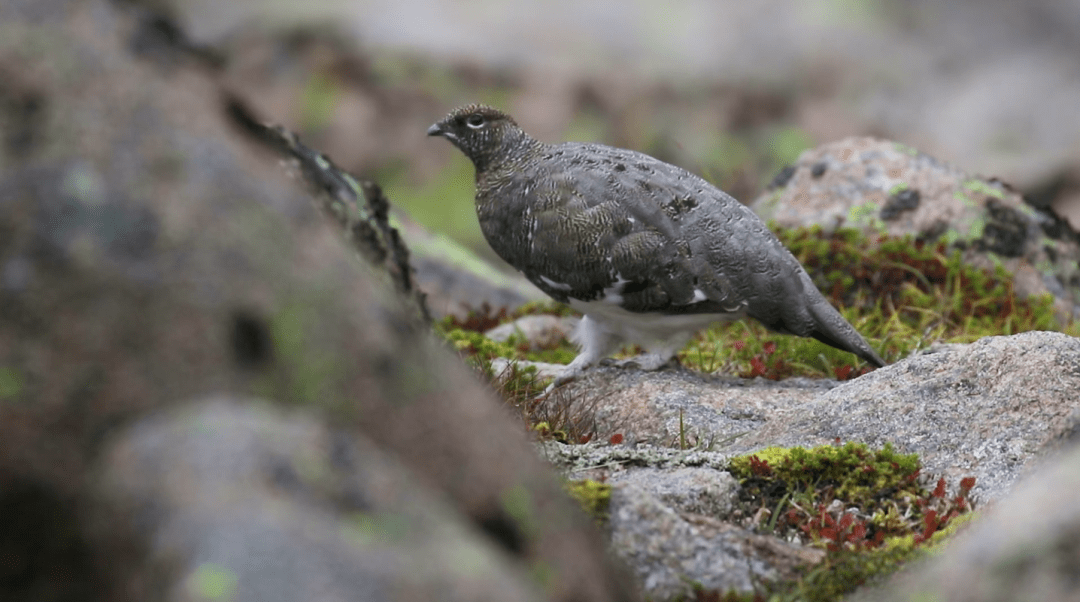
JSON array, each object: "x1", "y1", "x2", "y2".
[
  {"x1": 607, "y1": 467, "x2": 739, "y2": 517},
  {"x1": 607, "y1": 482, "x2": 824, "y2": 600},
  {"x1": 540, "y1": 331, "x2": 1080, "y2": 598},
  {"x1": 751, "y1": 137, "x2": 1080, "y2": 321}
]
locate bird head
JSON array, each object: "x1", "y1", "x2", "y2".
[{"x1": 427, "y1": 104, "x2": 533, "y2": 171}]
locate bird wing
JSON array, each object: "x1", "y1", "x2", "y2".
[{"x1": 518, "y1": 142, "x2": 781, "y2": 315}]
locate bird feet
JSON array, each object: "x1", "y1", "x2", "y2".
[
  {"x1": 613, "y1": 353, "x2": 681, "y2": 372},
  {"x1": 540, "y1": 356, "x2": 595, "y2": 396},
  {"x1": 540, "y1": 353, "x2": 679, "y2": 398}
]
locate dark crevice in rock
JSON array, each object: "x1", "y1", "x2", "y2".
[
  {"x1": 0, "y1": 476, "x2": 102, "y2": 602},
  {"x1": 230, "y1": 310, "x2": 273, "y2": 369},
  {"x1": 769, "y1": 165, "x2": 796, "y2": 189},
  {"x1": 478, "y1": 511, "x2": 527, "y2": 556},
  {"x1": 975, "y1": 198, "x2": 1029, "y2": 257},
  {"x1": 880, "y1": 188, "x2": 921, "y2": 221}
]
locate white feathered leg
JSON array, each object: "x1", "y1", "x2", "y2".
[
  {"x1": 616, "y1": 331, "x2": 692, "y2": 371},
  {"x1": 548, "y1": 315, "x2": 622, "y2": 390}
]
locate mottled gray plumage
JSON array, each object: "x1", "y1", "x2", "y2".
[{"x1": 428, "y1": 104, "x2": 885, "y2": 384}]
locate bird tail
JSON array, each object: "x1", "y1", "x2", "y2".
[{"x1": 805, "y1": 296, "x2": 886, "y2": 368}]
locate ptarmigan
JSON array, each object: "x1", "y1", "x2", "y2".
[{"x1": 428, "y1": 104, "x2": 885, "y2": 386}]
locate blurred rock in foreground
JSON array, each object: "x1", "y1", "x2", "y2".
[{"x1": 0, "y1": 1, "x2": 636, "y2": 601}]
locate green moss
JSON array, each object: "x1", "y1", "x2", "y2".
[
  {"x1": 966, "y1": 215, "x2": 986, "y2": 239},
  {"x1": 721, "y1": 443, "x2": 978, "y2": 601},
  {"x1": 435, "y1": 301, "x2": 580, "y2": 371},
  {"x1": 269, "y1": 304, "x2": 345, "y2": 406},
  {"x1": 952, "y1": 189, "x2": 976, "y2": 206},
  {"x1": 299, "y1": 71, "x2": 341, "y2": 133},
  {"x1": 185, "y1": 563, "x2": 238, "y2": 601},
  {"x1": 962, "y1": 178, "x2": 1005, "y2": 199},
  {"x1": 500, "y1": 484, "x2": 539, "y2": 541},
  {"x1": 441, "y1": 327, "x2": 520, "y2": 363},
  {"x1": 564, "y1": 479, "x2": 612, "y2": 522},
  {"x1": 345, "y1": 511, "x2": 412, "y2": 545},
  {"x1": 846, "y1": 201, "x2": 885, "y2": 231},
  {"x1": 729, "y1": 442, "x2": 922, "y2": 520},
  {"x1": 0, "y1": 366, "x2": 22, "y2": 401},
  {"x1": 786, "y1": 543, "x2": 913, "y2": 602}
]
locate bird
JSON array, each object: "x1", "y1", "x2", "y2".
[{"x1": 427, "y1": 104, "x2": 886, "y2": 386}]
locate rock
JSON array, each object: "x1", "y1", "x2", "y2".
[
  {"x1": 607, "y1": 482, "x2": 824, "y2": 600},
  {"x1": 561, "y1": 331, "x2": 1080, "y2": 505},
  {"x1": 541, "y1": 331, "x2": 1080, "y2": 598},
  {"x1": 751, "y1": 137, "x2": 1080, "y2": 321},
  {"x1": 849, "y1": 442, "x2": 1080, "y2": 602},
  {"x1": 550, "y1": 445, "x2": 817, "y2": 599},
  {"x1": 543, "y1": 442, "x2": 732, "y2": 475},
  {"x1": 259, "y1": 126, "x2": 431, "y2": 323},
  {"x1": 607, "y1": 468, "x2": 739, "y2": 517},
  {"x1": 490, "y1": 358, "x2": 567, "y2": 382},
  {"x1": 736, "y1": 331, "x2": 1080, "y2": 504},
  {"x1": 93, "y1": 396, "x2": 546, "y2": 602},
  {"x1": 485, "y1": 315, "x2": 580, "y2": 349},
  {"x1": 558, "y1": 366, "x2": 838, "y2": 447},
  {"x1": 0, "y1": 2, "x2": 635, "y2": 601}
]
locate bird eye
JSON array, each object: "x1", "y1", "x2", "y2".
[{"x1": 465, "y1": 114, "x2": 486, "y2": 129}]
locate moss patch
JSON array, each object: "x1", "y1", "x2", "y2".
[
  {"x1": 716, "y1": 442, "x2": 977, "y2": 601},
  {"x1": 435, "y1": 301, "x2": 579, "y2": 370},
  {"x1": 564, "y1": 479, "x2": 612, "y2": 523},
  {"x1": 0, "y1": 367, "x2": 23, "y2": 401},
  {"x1": 435, "y1": 303, "x2": 597, "y2": 443}
]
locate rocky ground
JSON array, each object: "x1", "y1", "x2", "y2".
[{"x1": 3, "y1": 1, "x2": 1080, "y2": 602}]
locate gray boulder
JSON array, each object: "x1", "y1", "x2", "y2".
[
  {"x1": 93, "y1": 396, "x2": 547, "y2": 602},
  {"x1": 0, "y1": 1, "x2": 635, "y2": 601},
  {"x1": 538, "y1": 330, "x2": 1080, "y2": 599},
  {"x1": 751, "y1": 137, "x2": 1080, "y2": 322}
]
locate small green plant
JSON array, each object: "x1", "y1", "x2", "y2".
[{"x1": 564, "y1": 479, "x2": 612, "y2": 523}]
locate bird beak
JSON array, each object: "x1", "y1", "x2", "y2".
[{"x1": 426, "y1": 123, "x2": 444, "y2": 137}]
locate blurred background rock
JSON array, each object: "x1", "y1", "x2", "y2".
[{"x1": 168, "y1": 0, "x2": 1080, "y2": 267}]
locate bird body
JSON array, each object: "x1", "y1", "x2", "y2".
[{"x1": 428, "y1": 104, "x2": 885, "y2": 384}]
